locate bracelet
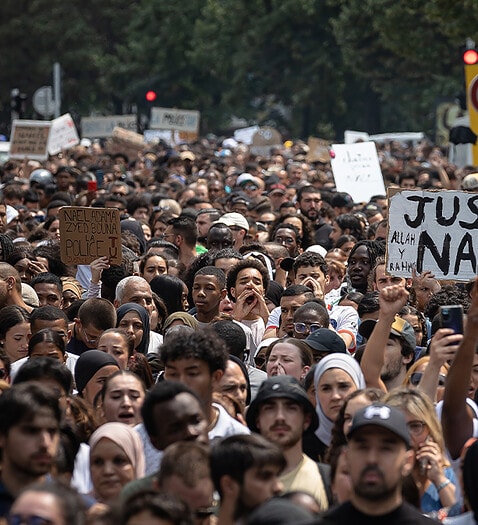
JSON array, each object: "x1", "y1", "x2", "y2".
[{"x1": 436, "y1": 479, "x2": 451, "y2": 492}]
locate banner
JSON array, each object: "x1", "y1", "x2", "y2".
[{"x1": 81, "y1": 115, "x2": 137, "y2": 138}]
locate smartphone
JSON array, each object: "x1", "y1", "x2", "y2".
[
  {"x1": 87, "y1": 180, "x2": 97, "y2": 192},
  {"x1": 439, "y1": 305, "x2": 464, "y2": 335}
]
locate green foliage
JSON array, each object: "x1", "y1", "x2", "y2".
[{"x1": 1, "y1": 0, "x2": 478, "y2": 137}]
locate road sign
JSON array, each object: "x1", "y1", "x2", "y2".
[{"x1": 33, "y1": 86, "x2": 54, "y2": 117}]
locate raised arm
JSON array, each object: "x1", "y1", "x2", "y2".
[
  {"x1": 360, "y1": 285, "x2": 409, "y2": 391},
  {"x1": 442, "y1": 279, "x2": 478, "y2": 459}
]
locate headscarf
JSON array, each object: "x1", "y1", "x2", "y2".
[
  {"x1": 313, "y1": 353, "x2": 365, "y2": 446},
  {"x1": 75, "y1": 350, "x2": 120, "y2": 395},
  {"x1": 61, "y1": 276, "x2": 84, "y2": 299},
  {"x1": 116, "y1": 303, "x2": 150, "y2": 355},
  {"x1": 89, "y1": 422, "x2": 145, "y2": 479},
  {"x1": 163, "y1": 312, "x2": 199, "y2": 333},
  {"x1": 121, "y1": 219, "x2": 146, "y2": 254}
]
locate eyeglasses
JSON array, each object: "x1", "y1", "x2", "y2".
[
  {"x1": 407, "y1": 420, "x2": 427, "y2": 435},
  {"x1": 0, "y1": 368, "x2": 7, "y2": 380},
  {"x1": 159, "y1": 232, "x2": 176, "y2": 240},
  {"x1": 410, "y1": 372, "x2": 446, "y2": 387},
  {"x1": 81, "y1": 326, "x2": 100, "y2": 346},
  {"x1": 294, "y1": 322, "x2": 321, "y2": 334},
  {"x1": 8, "y1": 515, "x2": 54, "y2": 525}
]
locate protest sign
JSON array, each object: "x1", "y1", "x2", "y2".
[
  {"x1": 9, "y1": 120, "x2": 51, "y2": 160},
  {"x1": 330, "y1": 141, "x2": 385, "y2": 203},
  {"x1": 344, "y1": 130, "x2": 370, "y2": 144},
  {"x1": 307, "y1": 137, "x2": 331, "y2": 163},
  {"x1": 150, "y1": 108, "x2": 200, "y2": 133},
  {"x1": 387, "y1": 189, "x2": 478, "y2": 281},
  {"x1": 59, "y1": 207, "x2": 122, "y2": 265},
  {"x1": 250, "y1": 127, "x2": 282, "y2": 156},
  {"x1": 81, "y1": 115, "x2": 137, "y2": 138},
  {"x1": 48, "y1": 113, "x2": 80, "y2": 155}
]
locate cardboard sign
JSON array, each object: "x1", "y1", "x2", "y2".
[
  {"x1": 250, "y1": 127, "x2": 282, "y2": 156},
  {"x1": 59, "y1": 207, "x2": 122, "y2": 265},
  {"x1": 48, "y1": 113, "x2": 80, "y2": 155},
  {"x1": 330, "y1": 142, "x2": 385, "y2": 203},
  {"x1": 150, "y1": 108, "x2": 200, "y2": 133},
  {"x1": 81, "y1": 115, "x2": 137, "y2": 138},
  {"x1": 387, "y1": 189, "x2": 478, "y2": 281},
  {"x1": 9, "y1": 120, "x2": 51, "y2": 160},
  {"x1": 307, "y1": 137, "x2": 331, "y2": 163}
]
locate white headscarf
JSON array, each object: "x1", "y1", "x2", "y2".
[{"x1": 314, "y1": 353, "x2": 366, "y2": 446}]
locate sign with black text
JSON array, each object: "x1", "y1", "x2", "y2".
[
  {"x1": 387, "y1": 189, "x2": 478, "y2": 281},
  {"x1": 59, "y1": 207, "x2": 122, "y2": 265}
]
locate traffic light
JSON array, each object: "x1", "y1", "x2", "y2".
[
  {"x1": 145, "y1": 90, "x2": 157, "y2": 103},
  {"x1": 464, "y1": 48, "x2": 478, "y2": 65},
  {"x1": 10, "y1": 88, "x2": 27, "y2": 118}
]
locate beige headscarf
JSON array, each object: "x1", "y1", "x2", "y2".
[{"x1": 89, "y1": 422, "x2": 145, "y2": 478}]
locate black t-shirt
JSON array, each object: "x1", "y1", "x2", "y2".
[{"x1": 313, "y1": 501, "x2": 438, "y2": 525}]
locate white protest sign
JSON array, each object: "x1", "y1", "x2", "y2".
[
  {"x1": 9, "y1": 120, "x2": 51, "y2": 160},
  {"x1": 387, "y1": 189, "x2": 478, "y2": 281},
  {"x1": 81, "y1": 115, "x2": 137, "y2": 138},
  {"x1": 48, "y1": 113, "x2": 80, "y2": 155},
  {"x1": 150, "y1": 108, "x2": 200, "y2": 133},
  {"x1": 330, "y1": 142, "x2": 385, "y2": 203}
]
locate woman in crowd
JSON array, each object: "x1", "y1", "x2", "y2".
[
  {"x1": 150, "y1": 274, "x2": 189, "y2": 315},
  {"x1": 116, "y1": 303, "x2": 150, "y2": 355},
  {"x1": 28, "y1": 328, "x2": 67, "y2": 363},
  {"x1": 140, "y1": 252, "x2": 168, "y2": 283},
  {"x1": 313, "y1": 353, "x2": 366, "y2": 458},
  {"x1": 384, "y1": 387, "x2": 457, "y2": 515},
  {"x1": 265, "y1": 337, "x2": 313, "y2": 383},
  {"x1": 97, "y1": 329, "x2": 134, "y2": 371},
  {"x1": 89, "y1": 422, "x2": 145, "y2": 506},
  {"x1": 0, "y1": 305, "x2": 30, "y2": 364},
  {"x1": 99, "y1": 370, "x2": 146, "y2": 427}
]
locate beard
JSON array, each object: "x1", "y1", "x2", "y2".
[
  {"x1": 380, "y1": 358, "x2": 402, "y2": 383},
  {"x1": 354, "y1": 466, "x2": 398, "y2": 501}
]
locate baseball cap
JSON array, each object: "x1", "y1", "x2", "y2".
[
  {"x1": 246, "y1": 376, "x2": 318, "y2": 433},
  {"x1": 236, "y1": 173, "x2": 256, "y2": 186},
  {"x1": 348, "y1": 403, "x2": 411, "y2": 447},
  {"x1": 305, "y1": 328, "x2": 347, "y2": 354},
  {"x1": 269, "y1": 184, "x2": 287, "y2": 195},
  {"x1": 358, "y1": 316, "x2": 416, "y2": 351},
  {"x1": 462, "y1": 173, "x2": 478, "y2": 190},
  {"x1": 214, "y1": 212, "x2": 249, "y2": 231}
]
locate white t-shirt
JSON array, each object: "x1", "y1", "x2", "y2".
[{"x1": 208, "y1": 402, "x2": 250, "y2": 441}]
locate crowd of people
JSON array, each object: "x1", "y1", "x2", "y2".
[{"x1": 0, "y1": 135, "x2": 478, "y2": 524}]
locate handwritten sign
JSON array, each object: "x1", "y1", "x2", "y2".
[
  {"x1": 150, "y1": 107, "x2": 200, "y2": 133},
  {"x1": 330, "y1": 142, "x2": 385, "y2": 203},
  {"x1": 59, "y1": 207, "x2": 122, "y2": 265},
  {"x1": 48, "y1": 113, "x2": 80, "y2": 155},
  {"x1": 9, "y1": 120, "x2": 51, "y2": 160},
  {"x1": 387, "y1": 189, "x2": 478, "y2": 281}
]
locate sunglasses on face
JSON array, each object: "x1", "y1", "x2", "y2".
[{"x1": 410, "y1": 372, "x2": 446, "y2": 387}]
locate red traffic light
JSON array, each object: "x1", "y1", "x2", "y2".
[
  {"x1": 145, "y1": 90, "x2": 157, "y2": 102},
  {"x1": 464, "y1": 49, "x2": 478, "y2": 65}
]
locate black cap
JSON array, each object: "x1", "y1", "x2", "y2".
[
  {"x1": 304, "y1": 328, "x2": 347, "y2": 354},
  {"x1": 348, "y1": 403, "x2": 411, "y2": 448},
  {"x1": 246, "y1": 376, "x2": 318, "y2": 433}
]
